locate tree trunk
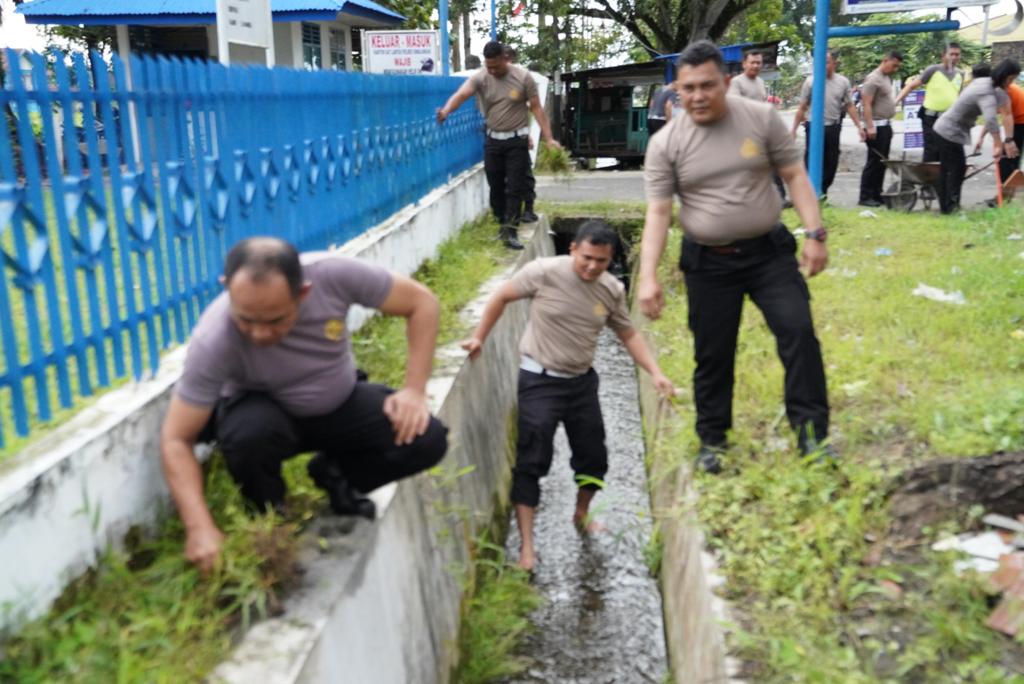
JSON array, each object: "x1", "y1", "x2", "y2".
[{"x1": 462, "y1": 12, "x2": 470, "y2": 63}]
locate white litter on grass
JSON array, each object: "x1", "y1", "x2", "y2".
[
  {"x1": 859, "y1": 210, "x2": 878, "y2": 218},
  {"x1": 1009, "y1": 234, "x2": 1023, "y2": 241},
  {"x1": 1018, "y1": 251, "x2": 1024, "y2": 260},
  {"x1": 912, "y1": 283, "x2": 966, "y2": 305},
  {"x1": 954, "y1": 557, "x2": 1001, "y2": 574},
  {"x1": 933, "y1": 531, "x2": 1014, "y2": 560},
  {"x1": 841, "y1": 380, "x2": 869, "y2": 397}
]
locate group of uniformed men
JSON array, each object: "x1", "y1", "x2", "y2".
[{"x1": 160, "y1": 38, "x2": 1019, "y2": 576}]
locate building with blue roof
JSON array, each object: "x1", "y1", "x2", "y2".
[{"x1": 16, "y1": 0, "x2": 406, "y2": 70}]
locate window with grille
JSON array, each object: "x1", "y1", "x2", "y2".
[
  {"x1": 302, "y1": 22, "x2": 321, "y2": 69},
  {"x1": 329, "y1": 29, "x2": 346, "y2": 71}
]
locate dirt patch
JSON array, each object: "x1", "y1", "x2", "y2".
[{"x1": 887, "y1": 451, "x2": 1024, "y2": 542}]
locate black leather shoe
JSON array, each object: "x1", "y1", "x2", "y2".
[
  {"x1": 307, "y1": 453, "x2": 376, "y2": 519},
  {"x1": 500, "y1": 226, "x2": 525, "y2": 250},
  {"x1": 522, "y1": 210, "x2": 539, "y2": 223},
  {"x1": 799, "y1": 438, "x2": 839, "y2": 462},
  {"x1": 695, "y1": 444, "x2": 724, "y2": 475},
  {"x1": 857, "y1": 199, "x2": 883, "y2": 208}
]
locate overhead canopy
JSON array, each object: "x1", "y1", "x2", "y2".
[{"x1": 16, "y1": 0, "x2": 404, "y2": 27}]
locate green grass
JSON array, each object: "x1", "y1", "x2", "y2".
[
  {"x1": 353, "y1": 213, "x2": 508, "y2": 386},
  {"x1": 644, "y1": 204, "x2": 1024, "y2": 682},
  {"x1": 453, "y1": 536, "x2": 540, "y2": 684},
  {"x1": 0, "y1": 213, "x2": 513, "y2": 683}
]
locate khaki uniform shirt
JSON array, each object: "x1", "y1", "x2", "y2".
[
  {"x1": 799, "y1": 74, "x2": 852, "y2": 124},
  {"x1": 510, "y1": 255, "x2": 633, "y2": 375},
  {"x1": 728, "y1": 74, "x2": 766, "y2": 102},
  {"x1": 861, "y1": 68, "x2": 897, "y2": 120},
  {"x1": 468, "y1": 65, "x2": 538, "y2": 132},
  {"x1": 933, "y1": 77, "x2": 1009, "y2": 146},
  {"x1": 644, "y1": 96, "x2": 802, "y2": 245}
]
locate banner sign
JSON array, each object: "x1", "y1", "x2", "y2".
[
  {"x1": 361, "y1": 31, "x2": 441, "y2": 75},
  {"x1": 842, "y1": 0, "x2": 995, "y2": 14},
  {"x1": 903, "y1": 89, "x2": 925, "y2": 150}
]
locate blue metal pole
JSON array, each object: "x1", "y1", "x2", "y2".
[
  {"x1": 440, "y1": 0, "x2": 450, "y2": 76},
  {"x1": 827, "y1": 20, "x2": 959, "y2": 37},
  {"x1": 808, "y1": 0, "x2": 830, "y2": 195},
  {"x1": 491, "y1": 0, "x2": 497, "y2": 40}
]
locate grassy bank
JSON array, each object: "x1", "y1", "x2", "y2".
[
  {"x1": 0, "y1": 214, "x2": 514, "y2": 682},
  {"x1": 643, "y1": 204, "x2": 1024, "y2": 681}
]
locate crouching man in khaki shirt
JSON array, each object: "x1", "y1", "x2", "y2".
[
  {"x1": 637, "y1": 40, "x2": 833, "y2": 474},
  {"x1": 462, "y1": 220, "x2": 674, "y2": 572}
]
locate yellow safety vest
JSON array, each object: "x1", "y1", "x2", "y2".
[{"x1": 922, "y1": 69, "x2": 965, "y2": 113}]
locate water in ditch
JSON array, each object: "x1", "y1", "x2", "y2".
[{"x1": 502, "y1": 329, "x2": 668, "y2": 684}]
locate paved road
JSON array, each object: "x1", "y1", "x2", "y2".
[{"x1": 539, "y1": 112, "x2": 1010, "y2": 213}]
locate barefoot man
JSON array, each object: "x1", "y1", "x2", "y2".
[{"x1": 462, "y1": 220, "x2": 674, "y2": 571}]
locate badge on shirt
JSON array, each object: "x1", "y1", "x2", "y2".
[
  {"x1": 740, "y1": 137, "x2": 761, "y2": 159},
  {"x1": 593, "y1": 302, "x2": 607, "y2": 318},
  {"x1": 509, "y1": 88, "x2": 521, "y2": 101},
  {"x1": 324, "y1": 319, "x2": 345, "y2": 341}
]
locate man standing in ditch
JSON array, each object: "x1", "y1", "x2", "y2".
[
  {"x1": 161, "y1": 237, "x2": 448, "y2": 574},
  {"x1": 637, "y1": 41, "x2": 832, "y2": 474},
  {"x1": 436, "y1": 41, "x2": 560, "y2": 250},
  {"x1": 462, "y1": 220, "x2": 675, "y2": 572}
]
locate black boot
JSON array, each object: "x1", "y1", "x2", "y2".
[
  {"x1": 499, "y1": 225, "x2": 525, "y2": 250},
  {"x1": 307, "y1": 453, "x2": 376, "y2": 519},
  {"x1": 694, "y1": 443, "x2": 724, "y2": 475},
  {"x1": 522, "y1": 205, "x2": 539, "y2": 223}
]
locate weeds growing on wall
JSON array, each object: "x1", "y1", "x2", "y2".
[
  {"x1": 0, "y1": 214, "x2": 513, "y2": 682},
  {"x1": 644, "y1": 204, "x2": 1024, "y2": 681},
  {"x1": 453, "y1": 536, "x2": 541, "y2": 684}
]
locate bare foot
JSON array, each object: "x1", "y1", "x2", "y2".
[
  {"x1": 518, "y1": 546, "x2": 536, "y2": 573},
  {"x1": 573, "y1": 513, "x2": 607, "y2": 534}
]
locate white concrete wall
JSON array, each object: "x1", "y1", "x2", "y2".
[
  {"x1": 636, "y1": 337, "x2": 743, "y2": 683},
  {"x1": 0, "y1": 164, "x2": 488, "y2": 634}
]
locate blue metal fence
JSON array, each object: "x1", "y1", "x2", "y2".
[{"x1": 0, "y1": 49, "x2": 483, "y2": 447}]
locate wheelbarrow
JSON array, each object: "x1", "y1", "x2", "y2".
[{"x1": 880, "y1": 155, "x2": 994, "y2": 212}]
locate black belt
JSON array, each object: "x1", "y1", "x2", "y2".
[{"x1": 692, "y1": 230, "x2": 777, "y2": 255}]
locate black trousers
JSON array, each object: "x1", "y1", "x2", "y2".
[
  {"x1": 998, "y1": 123, "x2": 1024, "y2": 183},
  {"x1": 920, "y1": 112, "x2": 940, "y2": 163},
  {"x1": 803, "y1": 122, "x2": 842, "y2": 195},
  {"x1": 512, "y1": 368, "x2": 608, "y2": 508},
  {"x1": 680, "y1": 226, "x2": 829, "y2": 447},
  {"x1": 936, "y1": 132, "x2": 966, "y2": 215},
  {"x1": 859, "y1": 125, "x2": 893, "y2": 203},
  {"x1": 206, "y1": 383, "x2": 448, "y2": 510},
  {"x1": 484, "y1": 136, "x2": 531, "y2": 226}
]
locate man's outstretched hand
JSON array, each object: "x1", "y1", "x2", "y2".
[
  {"x1": 461, "y1": 337, "x2": 484, "y2": 359},
  {"x1": 185, "y1": 524, "x2": 225, "y2": 576},
  {"x1": 384, "y1": 387, "x2": 431, "y2": 445}
]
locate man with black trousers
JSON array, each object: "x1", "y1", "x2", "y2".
[
  {"x1": 437, "y1": 41, "x2": 560, "y2": 249},
  {"x1": 462, "y1": 221, "x2": 674, "y2": 571},
  {"x1": 790, "y1": 50, "x2": 866, "y2": 197},
  {"x1": 934, "y1": 61, "x2": 1018, "y2": 214},
  {"x1": 638, "y1": 41, "x2": 833, "y2": 474},
  {"x1": 161, "y1": 237, "x2": 448, "y2": 573},
  {"x1": 858, "y1": 51, "x2": 903, "y2": 207}
]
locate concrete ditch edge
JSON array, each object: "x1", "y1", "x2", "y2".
[
  {"x1": 635, "y1": 331, "x2": 745, "y2": 684},
  {"x1": 0, "y1": 165, "x2": 488, "y2": 633}
]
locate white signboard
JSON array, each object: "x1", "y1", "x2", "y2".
[
  {"x1": 842, "y1": 0, "x2": 996, "y2": 14},
  {"x1": 361, "y1": 31, "x2": 441, "y2": 75},
  {"x1": 216, "y1": 0, "x2": 274, "y2": 65}
]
